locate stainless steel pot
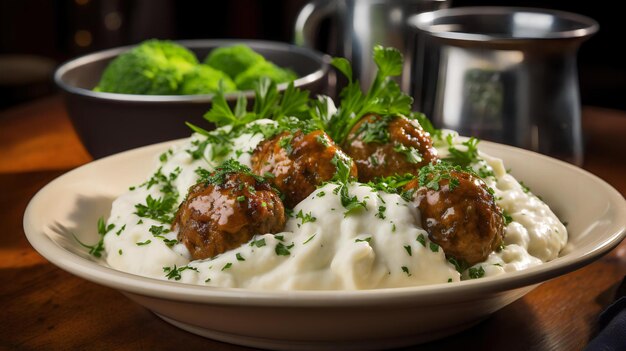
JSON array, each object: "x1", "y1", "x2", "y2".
[{"x1": 408, "y1": 7, "x2": 598, "y2": 165}]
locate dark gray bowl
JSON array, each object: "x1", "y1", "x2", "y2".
[{"x1": 54, "y1": 39, "x2": 331, "y2": 158}]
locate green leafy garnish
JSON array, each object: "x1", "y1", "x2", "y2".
[
  {"x1": 73, "y1": 217, "x2": 114, "y2": 258},
  {"x1": 250, "y1": 238, "x2": 266, "y2": 248},
  {"x1": 163, "y1": 265, "x2": 199, "y2": 281},
  {"x1": 195, "y1": 159, "x2": 265, "y2": 186},
  {"x1": 416, "y1": 233, "x2": 426, "y2": 247},
  {"x1": 275, "y1": 242, "x2": 295, "y2": 256},
  {"x1": 444, "y1": 136, "x2": 480, "y2": 168},
  {"x1": 468, "y1": 266, "x2": 485, "y2": 279},
  {"x1": 326, "y1": 46, "x2": 412, "y2": 145},
  {"x1": 447, "y1": 256, "x2": 470, "y2": 273},
  {"x1": 295, "y1": 210, "x2": 317, "y2": 225},
  {"x1": 393, "y1": 143, "x2": 422, "y2": 164},
  {"x1": 418, "y1": 163, "x2": 473, "y2": 191}
]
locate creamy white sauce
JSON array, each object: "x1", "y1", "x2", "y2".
[{"x1": 103, "y1": 121, "x2": 567, "y2": 290}]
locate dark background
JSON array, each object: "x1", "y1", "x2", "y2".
[{"x1": 1, "y1": 0, "x2": 624, "y2": 112}]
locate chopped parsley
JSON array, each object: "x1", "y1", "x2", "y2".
[
  {"x1": 136, "y1": 239, "x2": 152, "y2": 246},
  {"x1": 315, "y1": 133, "x2": 330, "y2": 147},
  {"x1": 447, "y1": 256, "x2": 469, "y2": 273},
  {"x1": 221, "y1": 263, "x2": 233, "y2": 271},
  {"x1": 73, "y1": 217, "x2": 114, "y2": 258},
  {"x1": 134, "y1": 167, "x2": 181, "y2": 224},
  {"x1": 416, "y1": 233, "x2": 426, "y2": 247},
  {"x1": 393, "y1": 143, "x2": 422, "y2": 164},
  {"x1": 275, "y1": 242, "x2": 294, "y2": 256},
  {"x1": 354, "y1": 117, "x2": 391, "y2": 144},
  {"x1": 278, "y1": 135, "x2": 294, "y2": 155},
  {"x1": 401, "y1": 266, "x2": 412, "y2": 277},
  {"x1": 303, "y1": 234, "x2": 316, "y2": 244},
  {"x1": 163, "y1": 265, "x2": 198, "y2": 280},
  {"x1": 196, "y1": 159, "x2": 265, "y2": 186},
  {"x1": 503, "y1": 211, "x2": 513, "y2": 225},
  {"x1": 375, "y1": 206, "x2": 386, "y2": 219},
  {"x1": 115, "y1": 224, "x2": 126, "y2": 236},
  {"x1": 329, "y1": 153, "x2": 367, "y2": 216},
  {"x1": 404, "y1": 245, "x2": 412, "y2": 256},
  {"x1": 250, "y1": 238, "x2": 267, "y2": 248},
  {"x1": 468, "y1": 266, "x2": 485, "y2": 279},
  {"x1": 134, "y1": 194, "x2": 178, "y2": 224},
  {"x1": 355, "y1": 237, "x2": 372, "y2": 243},
  {"x1": 296, "y1": 210, "x2": 317, "y2": 225},
  {"x1": 236, "y1": 253, "x2": 245, "y2": 261},
  {"x1": 417, "y1": 163, "x2": 473, "y2": 191},
  {"x1": 429, "y1": 242, "x2": 440, "y2": 253},
  {"x1": 444, "y1": 135, "x2": 480, "y2": 167}
]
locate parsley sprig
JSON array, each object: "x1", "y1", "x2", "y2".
[
  {"x1": 134, "y1": 167, "x2": 181, "y2": 224},
  {"x1": 444, "y1": 135, "x2": 480, "y2": 168},
  {"x1": 73, "y1": 217, "x2": 114, "y2": 258},
  {"x1": 326, "y1": 46, "x2": 413, "y2": 144},
  {"x1": 329, "y1": 154, "x2": 367, "y2": 216},
  {"x1": 417, "y1": 163, "x2": 474, "y2": 191},
  {"x1": 195, "y1": 159, "x2": 265, "y2": 186}
]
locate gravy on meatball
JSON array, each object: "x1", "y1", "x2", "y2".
[
  {"x1": 405, "y1": 164, "x2": 505, "y2": 265},
  {"x1": 251, "y1": 129, "x2": 357, "y2": 208},
  {"x1": 343, "y1": 114, "x2": 438, "y2": 182},
  {"x1": 173, "y1": 162, "x2": 286, "y2": 260}
]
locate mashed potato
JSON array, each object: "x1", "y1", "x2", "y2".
[{"x1": 103, "y1": 120, "x2": 567, "y2": 290}]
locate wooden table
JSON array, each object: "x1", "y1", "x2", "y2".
[{"x1": 1, "y1": 96, "x2": 625, "y2": 350}]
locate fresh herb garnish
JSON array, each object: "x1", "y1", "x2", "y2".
[
  {"x1": 163, "y1": 265, "x2": 198, "y2": 281},
  {"x1": 326, "y1": 46, "x2": 412, "y2": 145},
  {"x1": 429, "y1": 242, "x2": 440, "y2": 253},
  {"x1": 303, "y1": 234, "x2": 316, "y2": 244},
  {"x1": 447, "y1": 256, "x2": 470, "y2": 273},
  {"x1": 250, "y1": 238, "x2": 267, "y2": 248},
  {"x1": 275, "y1": 242, "x2": 294, "y2": 256},
  {"x1": 196, "y1": 159, "x2": 265, "y2": 186},
  {"x1": 73, "y1": 217, "x2": 114, "y2": 258},
  {"x1": 136, "y1": 239, "x2": 152, "y2": 246},
  {"x1": 393, "y1": 143, "x2": 422, "y2": 164},
  {"x1": 375, "y1": 206, "x2": 386, "y2": 219},
  {"x1": 401, "y1": 266, "x2": 412, "y2": 277},
  {"x1": 468, "y1": 266, "x2": 485, "y2": 279},
  {"x1": 404, "y1": 245, "x2": 412, "y2": 256},
  {"x1": 418, "y1": 163, "x2": 474, "y2": 191},
  {"x1": 444, "y1": 135, "x2": 480, "y2": 167},
  {"x1": 134, "y1": 167, "x2": 181, "y2": 224},
  {"x1": 416, "y1": 233, "x2": 426, "y2": 247},
  {"x1": 503, "y1": 210, "x2": 513, "y2": 225},
  {"x1": 296, "y1": 210, "x2": 317, "y2": 225}
]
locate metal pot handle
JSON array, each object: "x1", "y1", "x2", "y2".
[{"x1": 294, "y1": 0, "x2": 337, "y2": 48}]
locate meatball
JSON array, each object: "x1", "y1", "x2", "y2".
[
  {"x1": 173, "y1": 170, "x2": 286, "y2": 260},
  {"x1": 405, "y1": 167, "x2": 504, "y2": 265},
  {"x1": 251, "y1": 130, "x2": 357, "y2": 208},
  {"x1": 343, "y1": 114, "x2": 438, "y2": 182}
]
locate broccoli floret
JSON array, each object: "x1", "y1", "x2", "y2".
[
  {"x1": 95, "y1": 39, "x2": 198, "y2": 95},
  {"x1": 204, "y1": 44, "x2": 265, "y2": 79},
  {"x1": 179, "y1": 64, "x2": 237, "y2": 95},
  {"x1": 234, "y1": 61, "x2": 298, "y2": 91}
]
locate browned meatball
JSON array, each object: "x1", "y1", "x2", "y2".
[
  {"x1": 405, "y1": 167, "x2": 504, "y2": 265},
  {"x1": 251, "y1": 130, "x2": 357, "y2": 208},
  {"x1": 173, "y1": 170, "x2": 286, "y2": 260},
  {"x1": 343, "y1": 114, "x2": 438, "y2": 182}
]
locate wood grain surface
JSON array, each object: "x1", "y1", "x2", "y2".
[{"x1": 1, "y1": 96, "x2": 625, "y2": 351}]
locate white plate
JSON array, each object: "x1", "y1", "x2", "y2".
[{"x1": 23, "y1": 139, "x2": 626, "y2": 350}]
